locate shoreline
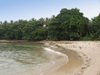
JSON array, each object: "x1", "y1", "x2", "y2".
[
  {"x1": 50, "y1": 41, "x2": 86, "y2": 75},
  {"x1": 55, "y1": 41, "x2": 100, "y2": 75},
  {"x1": 41, "y1": 41, "x2": 100, "y2": 75},
  {"x1": 41, "y1": 41, "x2": 84, "y2": 75},
  {"x1": 0, "y1": 40, "x2": 100, "y2": 75},
  {"x1": 0, "y1": 40, "x2": 99, "y2": 42}
]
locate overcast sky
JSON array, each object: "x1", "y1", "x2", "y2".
[{"x1": 0, "y1": 0, "x2": 100, "y2": 21}]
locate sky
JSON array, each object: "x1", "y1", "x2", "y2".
[{"x1": 0, "y1": 0, "x2": 100, "y2": 22}]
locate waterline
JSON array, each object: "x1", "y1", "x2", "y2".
[{"x1": 44, "y1": 47, "x2": 69, "y2": 64}]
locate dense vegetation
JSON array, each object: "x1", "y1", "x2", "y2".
[{"x1": 0, "y1": 8, "x2": 100, "y2": 41}]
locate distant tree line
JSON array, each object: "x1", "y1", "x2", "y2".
[{"x1": 0, "y1": 8, "x2": 100, "y2": 41}]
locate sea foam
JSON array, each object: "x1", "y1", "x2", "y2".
[{"x1": 44, "y1": 47, "x2": 69, "y2": 64}]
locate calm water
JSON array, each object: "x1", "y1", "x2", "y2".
[
  {"x1": 0, "y1": 42, "x2": 57, "y2": 75},
  {"x1": 0, "y1": 42, "x2": 83, "y2": 75}
]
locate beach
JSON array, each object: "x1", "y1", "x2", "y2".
[
  {"x1": 0, "y1": 40, "x2": 100, "y2": 75},
  {"x1": 48, "y1": 41, "x2": 100, "y2": 75}
]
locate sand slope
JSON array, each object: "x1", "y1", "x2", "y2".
[{"x1": 57, "y1": 41, "x2": 100, "y2": 75}]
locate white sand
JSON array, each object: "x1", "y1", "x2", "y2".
[{"x1": 56, "y1": 41, "x2": 100, "y2": 75}]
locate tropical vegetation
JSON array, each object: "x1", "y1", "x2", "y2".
[{"x1": 0, "y1": 8, "x2": 100, "y2": 40}]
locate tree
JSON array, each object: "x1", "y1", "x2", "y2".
[
  {"x1": 91, "y1": 14, "x2": 100, "y2": 40},
  {"x1": 48, "y1": 8, "x2": 88, "y2": 40},
  {"x1": 23, "y1": 19, "x2": 47, "y2": 40},
  {"x1": 0, "y1": 8, "x2": 99, "y2": 41}
]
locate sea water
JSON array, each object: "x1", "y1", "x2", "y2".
[{"x1": 0, "y1": 42, "x2": 68, "y2": 75}]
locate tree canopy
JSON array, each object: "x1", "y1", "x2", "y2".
[
  {"x1": 48, "y1": 8, "x2": 89, "y2": 40},
  {"x1": 0, "y1": 8, "x2": 100, "y2": 41}
]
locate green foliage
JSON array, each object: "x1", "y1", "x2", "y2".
[
  {"x1": 88, "y1": 14, "x2": 100, "y2": 40},
  {"x1": 23, "y1": 20, "x2": 47, "y2": 40},
  {"x1": 0, "y1": 18, "x2": 47, "y2": 40},
  {"x1": 48, "y1": 8, "x2": 88, "y2": 40},
  {"x1": 0, "y1": 8, "x2": 100, "y2": 41}
]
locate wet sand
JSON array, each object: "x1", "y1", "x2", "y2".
[
  {"x1": 41, "y1": 41, "x2": 100, "y2": 75},
  {"x1": 38, "y1": 41, "x2": 84, "y2": 75},
  {"x1": 0, "y1": 40, "x2": 83, "y2": 75},
  {"x1": 0, "y1": 40, "x2": 100, "y2": 75},
  {"x1": 56, "y1": 41, "x2": 100, "y2": 75}
]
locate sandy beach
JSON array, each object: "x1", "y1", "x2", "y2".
[
  {"x1": 49, "y1": 41, "x2": 100, "y2": 75},
  {"x1": 0, "y1": 40, "x2": 100, "y2": 75},
  {"x1": 39, "y1": 41, "x2": 100, "y2": 75}
]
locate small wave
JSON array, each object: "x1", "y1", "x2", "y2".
[{"x1": 43, "y1": 47, "x2": 69, "y2": 64}]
